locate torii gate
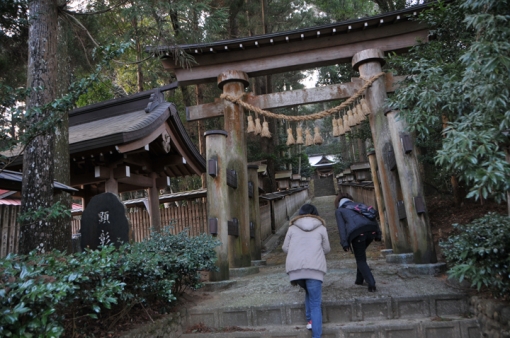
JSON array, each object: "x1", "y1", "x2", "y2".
[{"x1": 153, "y1": 3, "x2": 437, "y2": 280}]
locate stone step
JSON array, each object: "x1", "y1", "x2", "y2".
[
  {"x1": 182, "y1": 317, "x2": 481, "y2": 338},
  {"x1": 183, "y1": 294, "x2": 469, "y2": 330}
]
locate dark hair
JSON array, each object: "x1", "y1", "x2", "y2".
[
  {"x1": 299, "y1": 204, "x2": 319, "y2": 216},
  {"x1": 334, "y1": 192, "x2": 353, "y2": 208}
]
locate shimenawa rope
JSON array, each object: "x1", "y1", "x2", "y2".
[{"x1": 219, "y1": 72, "x2": 385, "y2": 122}]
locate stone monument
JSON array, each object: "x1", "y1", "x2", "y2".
[{"x1": 80, "y1": 193, "x2": 131, "y2": 250}]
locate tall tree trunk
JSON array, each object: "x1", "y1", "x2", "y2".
[
  {"x1": 53, "y1": 19, "x2": 72, "y2": 253},
  {"x1": 506, "y1": 146, "x2": 510, "y2": 216},
  {"x1": 132, "y1": 16, "x2": 144, "y2": 92},
  {"x1": 20, "y1": 0, "x2": 59, "y2": 254}
]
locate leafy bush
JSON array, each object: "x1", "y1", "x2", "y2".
[
  {"x1": 440, "y1": 212, "x2": 510, "y2": 298},
  {"x1": 0, "y1": 229, "x2": 219, "y2": 337},
  {"x1": 0, "y1": 246, "x2": 125, "y2": 338},
  {"x1": 124, "y1": 228, "x2": 220, "y2": 297}
]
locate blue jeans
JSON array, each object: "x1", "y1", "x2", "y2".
[{"x1": 297, "y1": 279, "x2": 323, "y2": 338}]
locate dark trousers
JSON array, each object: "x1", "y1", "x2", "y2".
[{"x1": 351, "y1": 231, "x2": 376, "y2": 287}]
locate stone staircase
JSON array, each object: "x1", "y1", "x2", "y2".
[
  {"x1": 122, "y1": 195, "x2": 482, "y2": 338},
  {"x1": 312, "y1": 175, "x2": 336, "y2": 197},
  {"x1": 176, "y1": 257, "x2": 481, "y2": 338}
]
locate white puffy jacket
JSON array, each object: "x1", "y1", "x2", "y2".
[{"x1": 282, "y1": 215, "x2": 330, "y2": 282}]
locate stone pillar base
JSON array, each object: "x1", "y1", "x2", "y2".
[
  {"x1": 251, "y1": 260, "x2": 267, "y2": 266},
  {"x1": 400, "y1": 263, "x2": 447, "y2": 275},
  {"x1": 201, "y1": 280, "x2": 237, "y2": 292},
  {"x1": 229, "y1": 266, "x2": 259, "y2": 278},
  {"x1": 380, "y1": 249, "x2": 393, "y2": 257},
  {"x1": 386, "y1": 253, "x2": 414, "y2": 264}
]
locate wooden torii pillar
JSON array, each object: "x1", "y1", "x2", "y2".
[
  {"x1": 214, "y1": 71, "x2": 251, "y2": 268},
  {"x1": 352, "y1": 49, "x2": 412, "y2": 255},
  {"x1": 205, "y1": 130, "x2": 230, "y2": 281},
  {"x1": 386, "y1": 110, "x2": 437, "y2": 263},
  {"x1": 353, "y1": 49, "x2": 436, "y2": 263}
]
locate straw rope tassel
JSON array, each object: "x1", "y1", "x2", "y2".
[
  {"x1": 356, "y1": 104, "x2": 366, "y2": 123},
  {"x1": 332, "y1": 117, "x2": 339, "y2": 137},
  {"x1": 247, "y1": 115, "x2": 255, "y2": 133},
  {"x1": 352, "y1": 106, "x2": 359, "y2": 125},
  {"x1": 261, "y1": 118, "x2": 272, "y2": 138},
  {"x1": 296, "y1": 125, "x2": 304, "y2": 144},
  {"x1": 352, "y1": 105, "x2": 360, "y2": 124},
  {"x1": 347, "y1": 109, "x2": 356, "y2": 127},
  {"x1": 254, "y1": 115, "x2": 262, "y2": 135},
  {"x1": 338, "y1": 114, "x2": 345, "y2": 135},
  {"x1": 313, "y1": 126, "x2": 324, "y2": 145},
  {"x1": 343, "y1": 114, "x2": 351, "y2": 133},
  {"x1": 305, "y1": 128, "x2": 313, "y2": 146},
  {"x1": 286, "y1": 127, "x2": 295, "y2": 145},
  {"x1": 361, "y1": 98, "x2": 371, "y2": 116}
]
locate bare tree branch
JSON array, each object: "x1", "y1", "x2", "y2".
[{"x1": 63, "y1": 12, "x2": 100, "y2": 47}]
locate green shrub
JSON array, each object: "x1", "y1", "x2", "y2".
[
  {"x1": 0, "y1": 229, "x2": 219, "y2": 337},
  {"x1": 0, "y1": 247, "x2": 125, "y2": 338},
  {"x1": 440, "y1": 212, "x2": 510, "y2": 298},
  {"x1": 126, "y1": 228, "x2": 219, "y2": 296}
]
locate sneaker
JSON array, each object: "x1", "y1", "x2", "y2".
[{"x1": 306, "y1": 320, "x2": 312, "y2": 330}]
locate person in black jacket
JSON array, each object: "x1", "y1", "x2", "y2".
[{"x1": 334, "y1": 192, "x2": 381, "y2": 292}]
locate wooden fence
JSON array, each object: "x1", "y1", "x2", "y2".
[
  {"x1": 259, "y1": 188, "x2": 310, "y2": 241},
  {"x1": 259, "y1": 203, "x2": 272, "y2": 242},
  {"x1": 339, "y1": 183, "x2": 376, "y2": 208},
  {"x1": 0, "y1": 205, "x2": 20, "y2": 258},
  {"x1": 71, "y1": 198, "x2": 208, "y2": 243},
  {"x1": 1, "y1": 190, "x2": 309, "y2": 258}
]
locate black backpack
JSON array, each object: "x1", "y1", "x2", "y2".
[{"x1": 343, "y1": 202, "x2": 378, "y2": 221}]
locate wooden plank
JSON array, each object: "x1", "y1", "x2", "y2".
[
  {"x1": 117, "y1": 173, "x2": 153, "y2": 187},
  {"x1": 71, "y1": 173, "x2": 108, "y2": 187},
  {"x1": 94, "y1": 166, "x2": 111, "y2": 179},
  {"x1": 189, "y1": 202, "x2": 195, "y2": 236},
  {"x1": 179, "y1": 203, "x2": 184, "y2": 233},
  {"x1": 9, "y1": 206, "x2": 18, "y2": 256},
  {"x1": 136, "y1": 211, "x2": 142, "y2": 242},
  {"x1": 190, "y1": 202, "x2": 195, "y2": 236},
  {"x1": 170, "y1": 206, "x2": 176, "y2": 232},
  {"x1": 201, "y1": 199, "x2": 207, "y2": 234},
  {"x1": 116, "y1": 124, "x2": 165, "y2": 154},
  {"x1": 172, "y1": 29, "x2": 428, "y2": 85},
  {"x1": 186, "y1": 76, "x2": 406, "y2": 121},
  {"x1": 129, "y1": 212, "x2": 136, "y2": 242},
  {"x1": 1, "y1": 206, "x2": 7, "y2": 258},
  {"x1": 163, "y1": 124, "x2": 202, "y2": 176}
]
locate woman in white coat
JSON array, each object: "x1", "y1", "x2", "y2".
[{"x1": 283, "y1": 204, "x2": 330, "y2": 338}]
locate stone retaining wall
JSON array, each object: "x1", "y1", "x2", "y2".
[
  {"x1": 121, "y1": 312, "x2": 183, "y2": 337},
  {"x1": 470, "y1": 296, "x2": 510, "y2": 338}
]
